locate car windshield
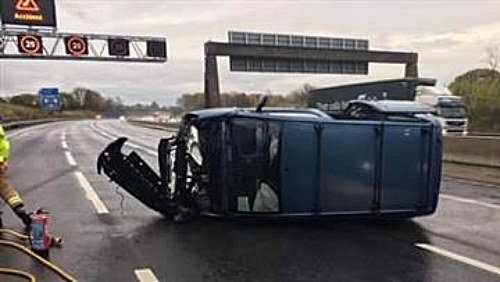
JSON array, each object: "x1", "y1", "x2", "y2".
[{"x1": 436, "y1": 106, "x2": 467, "y2": 118}]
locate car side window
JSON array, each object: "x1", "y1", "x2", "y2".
[
  {"x1": 345, "y1": 104, "x2": 381, "y2": 120},
  {"x1": 231, "y1": 118, "x2": 265, "y2": 156}
]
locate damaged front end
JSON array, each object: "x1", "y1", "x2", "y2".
[{"x1": 97, "y1": 116, "x2": 205, "y2": 221}]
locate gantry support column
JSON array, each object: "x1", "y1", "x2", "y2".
[{"x1": 204, "y1": 53, "x2": 220, "y2": 108}]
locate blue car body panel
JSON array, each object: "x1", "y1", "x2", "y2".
[
  {"x1": 319, "y1": 122, "x2": 379, "y2": 214},
  {"x1": 280, "y1": 122, "x2": 318, "y2": 214}
]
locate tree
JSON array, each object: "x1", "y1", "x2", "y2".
[
  {"x1": 9, "y1": 93, "x2": 37, "y2": 107},
  {"x1": 167, "y1": 106, "x2": 183, "y2": 117},
  {"x1": 483, "y1": 45, "x2": 500, "y2": 71},
  {"x1": 286, "y1": 83, "x2": 314, "y2": 107},
  {"x1": 176, "y1": 88, "x2": 319, "y2": 111},
  {"x1": 177, "y1": 93, "x2": 205, "y2": 111},
  {"x1": 72, "y1": 88, "x2": 87, "y2": 107},
  {"x1": 150, "y1": 101, "x2": 160, "y2": 111},
  {"x1": 60, "y1": 92, "x2": 80, "y2": 110},
  {"x1": 71, "y1": 88, "x2": 106, "y2": 112},
  {"x1": 85, "y1": 92, "x2": 106, "y2": 112},
  {"x1": 449, "y1": 68, "x2": 500, "y2": 132}
]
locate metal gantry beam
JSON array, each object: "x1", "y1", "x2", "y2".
[
  {"x1": 0, "y1": 28, "x2": 167, "y2": 62},
  {"x1": 205, "y1": 42, "x2": 417, "y2": 65}
]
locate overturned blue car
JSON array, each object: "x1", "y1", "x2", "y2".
[{"x1": 97, "y1": 99, "x2": 442, "y2": 221}]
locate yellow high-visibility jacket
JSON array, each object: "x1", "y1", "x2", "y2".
[
  {"x1": 0, "y1": 125, "x2": 24, "y2": 209},
  {"x1": 0, "y1": 125, "x2": 10, "y2": 162}
]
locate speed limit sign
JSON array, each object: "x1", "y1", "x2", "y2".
[
  {"x1": 64, "y1": 36, "x2": 88, "y2": 56},
  {"x1": 17, "y1": 34, "x2": 43, "y2": 54}
]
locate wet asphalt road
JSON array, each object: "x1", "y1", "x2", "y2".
[{"x1": 0, "y1": 120, "x2": 499, "y2": 282}]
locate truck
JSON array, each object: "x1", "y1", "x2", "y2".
[
  {"x1": 307, "y1": 78, "x2": 468, "y2": 136},
  {"x1": 414, "y1": 85, "x2": 468, "y2": 135},
  {"x1": 97, "y1": 97, "x2": 442, "y2": 222}
]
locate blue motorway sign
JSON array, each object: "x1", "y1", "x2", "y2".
[{"x1": 39, "y1": 88, "x2": 60, "y2": 110}]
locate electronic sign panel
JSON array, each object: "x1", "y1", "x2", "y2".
[
  {"x1": 17, "y1": 34, "x2": 43, "y2": 54},
  {"x1": 0, "y1": 0, "x2": 57, "y2": 27},
  {"x1": 230, "y1": 57, "x2": 368, "y2": 74},
  {"x1": 146, "y1": 40, "x2": 167, "y2": 58},
  {"x1": 64, "y1": 36, "x2": 88, "y2": 56},
  {"x1": 1, "y1": 29, "x2": 167, "y2": 62},
  {"x1": 108, "y1": 38, "x2": 130, "y2": 56},
  {"x1": 226, "y1": 31, "x2": 369, "y2": 74},
  {"x1": 228, "y1": 31, "x2": 369, "y2": 51}
]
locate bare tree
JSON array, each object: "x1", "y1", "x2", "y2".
[{"x1": 483, "y1": 45, "x2": 500, "y2": 70}]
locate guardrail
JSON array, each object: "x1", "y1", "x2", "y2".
[
  {"x1": 2, "y1": 118, "x2": 71, "y2": 131},
  {"x1": 468, "y1": 132, "x2": 500, "y2": 137},
  {"x1": 128, "y1": 119, "x2": 500, "y2": 169},
  {"x1": 443, "y1": 136, "x2": 500, "y2": 168}
]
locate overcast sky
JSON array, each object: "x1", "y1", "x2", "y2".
[{"x1": 1, "y1": 0, "x2": 499, "y2": 106}]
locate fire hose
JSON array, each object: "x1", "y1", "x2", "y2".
[{"x1": 0, "y1": 227, "x2": 78, "y2": 282}]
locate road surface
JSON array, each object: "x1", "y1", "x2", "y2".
[{"x1": 0, "y1": 120, "x2": 499, "y2": 281}]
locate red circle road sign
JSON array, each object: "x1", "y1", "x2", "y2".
[
  {"x1": 18, "y1": 34, "x2": 42, "y2": 54},
  {"x1": 65, "y1": 36, "x2": 88, "y2": 56}
]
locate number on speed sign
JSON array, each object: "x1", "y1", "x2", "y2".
[{"x1": 64, "y1": 36, "x2": 89, "y2": 56}]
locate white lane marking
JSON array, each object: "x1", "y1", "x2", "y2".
[
  {"x1": 134, "y1": 268, "x2": 160, "y2": 282},
  {"x1": 64, "y1": 151, "x2": 77, "y2": 166},
  {"x1": 61, "y1": 132, "x2": 68, "y2": 149},
  {"x1": 440, "y1": 194, "x2": 500, "y2": 210},
  {"x1": 74, "y1": 171, "x2": 109, "y2": 214},
  {"x1": 62, "y1": 131, "x2": 109, "y2": 214},
  {"x1": 416, "y1": 243, "x2": 500, "y2": 276}
]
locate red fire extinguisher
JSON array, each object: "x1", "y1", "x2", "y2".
[{"x1": 29, "y1": 209, "x2": 52, "y2": 259}]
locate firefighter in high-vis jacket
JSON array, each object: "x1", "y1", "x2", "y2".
[{"x1": 0, "y1": 123, "x2": 31, "y2": 228}]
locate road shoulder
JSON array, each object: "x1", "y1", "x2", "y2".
[{"x1": 443, "y1": 162, "x2": 500, "y2": 187}]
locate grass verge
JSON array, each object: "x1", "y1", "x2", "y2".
[{"x1": 0, "y1": 103, "x2": 96, "y2": 120}]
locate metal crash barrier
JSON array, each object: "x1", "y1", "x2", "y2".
[
  {"x1": 443, "y1": 136, "x2": 500, "y2": 168},
  {"x1": 3, "y1": 118, "x2": 72, "y2": 131}
]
